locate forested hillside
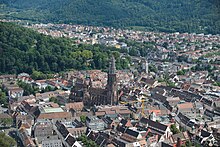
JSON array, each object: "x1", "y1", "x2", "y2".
[
  {"x1": 0, "y1": 22, "x2": 130, "y2": 74},
  {"x1": 0, "y1": 0, "x2": 220, "y2": 34}
]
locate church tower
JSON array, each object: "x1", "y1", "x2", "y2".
[{"x1": 107, "y1": 56, "x2": 118, "y2": 105}]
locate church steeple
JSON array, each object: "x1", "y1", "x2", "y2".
[
  {"x1": 107, "y1": 55, "x2": 118, "y2": 105},
  {"x1": 109, "y1": 55, "x2": 116, "y2": 74}
]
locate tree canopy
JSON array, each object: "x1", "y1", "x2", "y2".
[
  {"x1": 1, "y1": 0, "x2": 220, "y2": 34},
  {"x1": 0, "y1": 22, "x2": 130, "y2": 74},
  {"x1": 0, "y1": 132, "x2": 16, "y2": 147}
]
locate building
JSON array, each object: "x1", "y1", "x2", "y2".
[
  {"x1": 86, "y1": 116, "x2": 105, "y2": 131},
  {"x1": 177, "y1": 102, "x2": 194, "y2": 115},
  {"x1": 140, "y1": 117, "x2": 171, "y2": 140},
  {"x1": 42, "y1": 137, "x2": 63, "y2": 147},
  {"x1": 141, "y1": 59, "x2": 149, "y2": 74},
  {"x1": 34, "y1": 121, "x2": 53, "y2": 141},
  {"x1": 106, "y1": 56, "x2": 118, "y2": 105},
  {"x1": 71, "y1": 56, "x2": 118, "y2": 106},
  {"x1": 37, "y1": 112, "x2": 72, "y2": 122}
]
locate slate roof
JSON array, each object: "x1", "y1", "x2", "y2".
[
  {"x1": 151, "y1": 87, "x2": 166, "y2": 95},
  {"x1": 116, "y1": 125, "x2": 126, "y2": 133},
  {"x1": 140, "y1": 117, "x2": 168, "y2": 132},
  {"x1": 151, "y1": 93, "x2": 167, "y2": 103},
  {"x1": 204, "y1": 109, "x2": 220, "y2": 119},
  {"x1": 140, "y1": 78, "x2": 155, "y2": 85},
  {"x1": 102, "y1": 116, "x2": 113, "y2": 124},
  {"x1": 163, "y1": 101, "x2": 173, "y2": 111},
  {"x1": 65, "y1": 134, "x2": 76, "y2": 146},
  {"x1": 120, "y1": 119, "x2": 129, "y2": 126},
  {"x1": 177, "y1": 112, "x2": 195, "y2": 128},
  {"x1": 169, "y1": 89, "x2": 202, "y2": 102},
  {"x1": 201, "y1": 98, "x2": 213, "y2": 107},
  {"x1": 95, "y1": 132, "x2": 109, "y2": 146},
  {"x1": 30, "y1": 106, "x2": 41, "y2": 118},
  {"x1": 21, "y1": 101, "x2": 32, "y2": 111},
  {"x1": 201, "y1": 129, "x2": 211, "y2": 138},
  {"x1": 55, "y1": 121, "x2": 69, "y2": 138},
  {"x1": 124, "y1": 128, "x2": 139, "y2": 138},
  {"x1": 72, "y1": 119, "x2": 84, "y2": 128}
]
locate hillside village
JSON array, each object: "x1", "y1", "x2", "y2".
[{"x1": 0, "y1": 20, "x2": 220, "y2": 147}]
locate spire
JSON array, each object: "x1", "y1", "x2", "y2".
[{"x1": 109, "y1": 55, "x2": 116, "y2": 74}]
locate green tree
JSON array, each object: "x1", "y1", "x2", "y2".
[
  {"x1": 80, "y1": 115, "x2": 86, "y2": 123},
  {"x1": 0, "y1": 118, "x2": 13, "y2": 127},
  {"x1": 170, "y1": 124, "x2": 180, "y2": 134},
  {"x1": 213, "y1": 82, "x2": 220, "y2": 87},
  {"x1": 149, "y1": 64, "x2": 158, "y2": 73},
  {"x1": 17, "y1": 80, "x2": 36, "y2": 96},
  {"x1": 49, "y1": 97, "x2": 58, "y2": 103},
  {"x1": 0, "y1": 89, "x2": 8, "y2": 108},
  {"x1": 0, "y1": 133, "x2": 16, "y2": 147},
  {"x1": 78, "y1": 134, "x2": 98, "y2": 147},
  {"x1": 177, "y1": 70, "x2": 186, "y2": 75},
  {"x1": 81, "y1": 50, "x2": 93, "y2": 60},
  {"x1": 185, "y1": 141, "x2": 192, "y2": 147}
]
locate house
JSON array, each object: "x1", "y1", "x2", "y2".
[
  {"x1": 204, "y1": 109, "x2": 220, "y2": 121},
  {"x1": 86, "y1": 129, "x2": 110, "y2": 146},
  {"x1": 102, "y1": 116, "x2": 116, "y2": 129},
  {"x1": 16, "y1": 113, "x2": 35, "y2": 127},
  {"x1": 151, "y1": 87, "x2": 167, "y2": 96},
  {"x1": 41, "y1": 136, "x2": 63, "y2": 147},
  {"x1": 119, "y1": 119, "x2": 133, "y2": 128},
  {"x1": 166, "y1": 97, "x2": 180, "y2": 107},
  {"x1": 18, "y1": 121, "x2": 32, "y2": 136},
  {"x1": 67, "y1": 127, "x2": 87, "y2": 138},
  {"x1": 34, "y1": 121, "x2": 53, "y2": 143},
  {"x1": 111, "y1": 137, "x2": 135, "y2": 147},
  {"x1": 18, "y1": 128, "x2": 36, "y2": 147},
  {"x1": 177, "y1": 102, "x2": 194, "y2": 115},
  {"x1": 140, "y1": 117, "x2": 171, "y2": 140},
  {"x1": 17, "y1": 76, "x2": 34, "y2": 84},
  {"x1": 145, "y1": 134, "x2": 159, "y2": 147},
  {"x1": 86, "y1": 116, "x2": 105, "y2": 131},
  {"x1": 65, "y1": 102, "x2": 84, "y2": 112},
  {"x1": 213, "y1": 100, "x2": 220, "y2": 111},
  {"x1": 175, "y1": 112, "x2": 196, "y2": 132},
  {"x1": 34, "y1": 80, "x2": 48, "y2": 90},
  {"x1": 20, "y1": 101, "x2": 41, "y2": 119},
  {"x1": 168, "y1": 131, "x2": 190, "y2": 146},
  {"x1": 7, "y1": 87, "x2": 24, "y2": 98},
  {"x1": 196, "y1": 129, "x2": 217, "y2": 146},
  {"x1": 55, "y1": 121, "x2": 82, "y2": 147},
  {"x1": 120, "y1": 128, "x2": 143, "y2": 143},
  {"x1": 95, "y1": 106, "x2": 131, "y2": 119},
  {"x1": 139, "y1": 77, "x2": 158, "y2": 89},
  {"x1": 17, "y1": 95, "x2": 36, "y2": 103},
  {"x1": 23, "y1": 101, "x2": 41, "y2": 116},
  {"x1": 37, "y1": 112, "x2": 72, "y2": 122},
  {"x1": 0, "y1": 74, "x2": 16, "y2": 83}
]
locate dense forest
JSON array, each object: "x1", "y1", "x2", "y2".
[
  {"x1": 0, "y1": 0, "x2": 220, "y2": 34},
  {"x1": 0, "y1": 22, "x2": 131, "y2": 74}
]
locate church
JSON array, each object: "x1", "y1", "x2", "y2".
[{"x1": 70, "y1": 56, "x2": 118, "y2": 106}]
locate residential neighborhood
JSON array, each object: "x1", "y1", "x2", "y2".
[{"x1": 0, "y1": 20, "x2": 220, "y2": 147}]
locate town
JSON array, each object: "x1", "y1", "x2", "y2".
[{"x1": 0, "y1": 20, "x2": 220, "y2": 147}]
